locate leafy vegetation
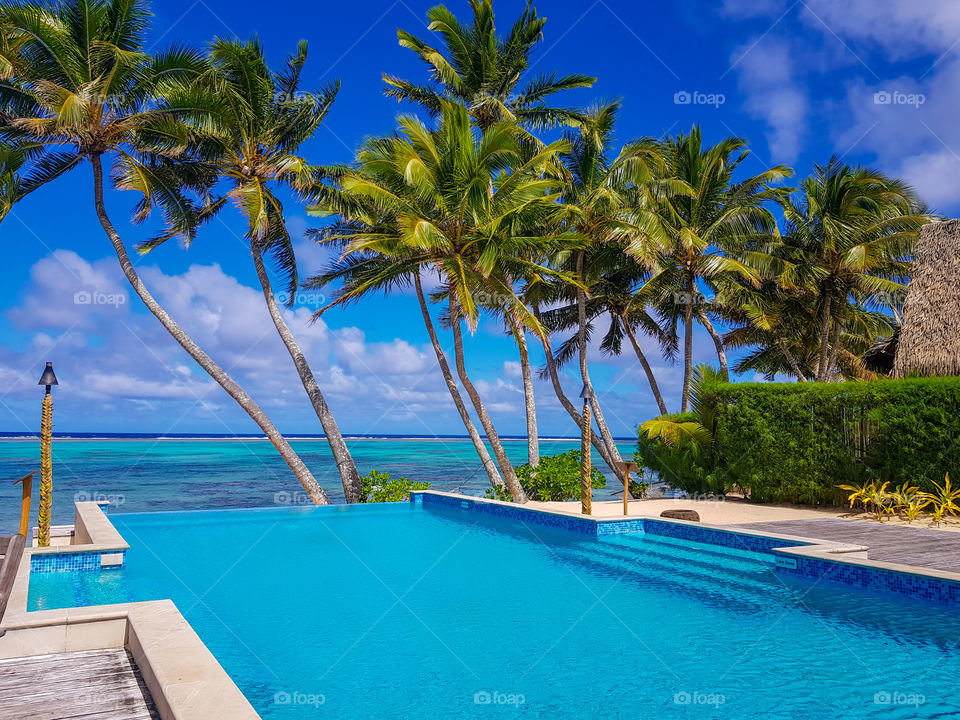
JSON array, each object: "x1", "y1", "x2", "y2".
[
  {"x1": 483, "y1": 451, "x2": 606, "y2": 502},
  {"x1": 358, "y1": 470, "x2": 430, "y2": 503}
]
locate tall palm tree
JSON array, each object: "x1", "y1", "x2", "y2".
[
  {"x1": 307, "y1": 102, "x2": 574, "y2": 502},
  {"x1": 385, "y1": 0, "x2": 594, "y2": 131},
  {"x1": 645, "y1": 127, "x2": 791, "y2": 410},
  {"x1": 777, "y1": 159, "x2": 931, "y2": 381},
  {"x1": 137, "y1": 38, "x2": 363, "y2": 503},
  {"x1": 0, "y1": 0, "x2": 331, "y2": 503},
  {"x1": 554, "y1": 101, "x2": 667, "y2": 466}
]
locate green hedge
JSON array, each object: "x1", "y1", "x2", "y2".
[{"x1": 639, "y1": 377, "x2": 960, "y2": 505}]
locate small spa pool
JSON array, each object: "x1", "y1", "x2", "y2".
[{"x1": 29, "y1": 501, "x2": 960, "y2": 718}]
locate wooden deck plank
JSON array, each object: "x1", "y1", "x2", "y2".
[
  {"x1": 735, "y1": 518, "x2": 960, "y2": 573},
  {"x1": 0, "y1": 649, "x2": 159, "y2": 720}
]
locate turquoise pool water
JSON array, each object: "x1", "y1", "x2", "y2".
[{"x1": 29, "y1": 504, "x2": 960, "y2": 719}]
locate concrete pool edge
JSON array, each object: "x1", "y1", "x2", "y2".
[
  {"x1": 413, "y1": 490, "x2": 960, "y2": 606},
  {"x1": 1, "y1": 503, "x2": 261, "y2": 720}
]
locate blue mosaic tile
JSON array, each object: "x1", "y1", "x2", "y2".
[
  {"x1": 775, "y1": 552, "x2": 960, "y2": 606},
  {"x1": 30, "y1": 549, "x2": 126, "y2": 573}
]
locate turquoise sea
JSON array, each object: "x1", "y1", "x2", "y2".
[{"x1": 0, "y1": 435, "x2": 637, "y2": 533}]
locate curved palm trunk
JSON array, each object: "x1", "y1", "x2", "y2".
[
  {"x1": 620, "y1": 315, "x2": 668, "y2": 415},
  {"x1": 697, "y1": 312, "x2": 728, "y2": 381},
  {"x1": 90, "y1": 155, "x2": 331, "y2": 505},
  {"x1": 680, "y1": 275, "x2": 695, "y2": 412},
  {"x1": 575, "y1": 252, "x2": 623, "y2": 465},
  {"x1": 816, "y1": 281, "x2": 834, "y2": 382},
  {"x1": 415, "y1": 275, "x2": 503, "y2": 489},
  {"x1": 449, "y1": 295, "x2": 528, "y2": 503},
  {"x1": 776, "y1": 338, "x2": 807, "y2": 382},
  {"x1": 251, "y1": 242, "x2": 362, "y2": 503},
  {"x1": 508, "y1": 312, "x2": 539, "y2": 467},
  {"x1": 534, "y1": 310, "x2": 624, "y2": 481}
]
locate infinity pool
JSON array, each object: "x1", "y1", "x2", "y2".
[{"x1": 28, "y1": 503, "x2": 960, "y2": 718}]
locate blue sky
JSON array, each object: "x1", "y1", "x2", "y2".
[{"x1": 0, "y1": 0, "x2": 957, "y2": 437}]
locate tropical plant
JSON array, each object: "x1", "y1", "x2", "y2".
[
  {"x1": 306, "y1": 101, "x2": 576, "y2": 502},
  {"x1": 358, "y1": 470, "x2": 430, "y2": 503},
  {"x1": 645, "y1": 127, "x2": 791, "y2": 410},
  {"x1": 483, "y1": 450, "x2": 606, "y2": 502},
  {"x1": 637, "y1": 364, "x2": 726, "y2": 495},
  {"x1": 138, "y1": 38, "x2": 364, "y2": 503},
  {"x1": 777, "y1": 158, "x2": 932, "y2": 382},
  {"x1": 384, "y1": 0, "x2": 594, "y2": 130},
  {"x1": 837, "y1": 480, "x2": 893, "y2": 520},
  {"x1": 0, "y1": 0, "x2": 330, "y2": 503},
  {"x1": 923, "y1": 473, "x2": 960, "y2": 527},
  {"x1": 837, "y1": 480, "x2": 872, "y2": 511}
]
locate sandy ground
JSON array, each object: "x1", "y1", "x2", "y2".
[{"x1": 528, "y1": 497, "x2": 960, "y2": 533}]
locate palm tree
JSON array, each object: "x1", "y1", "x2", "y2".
[
  {"x1": 777, "y1": 159, "x2": 931, "y2": 381},
  {"x1": 554, "y1": 101, "x2": 667, "y2": 467},
  {"x1": 0, "y1": 0, "x2": 331, "y2": 504},
  {"x1": 307, "y1": 101, "x2": 574, "y2": 502},
  {"x1": 385, "y1": 0, "x2": 594, "y2": 131},
  {"x1": 646, "y1": 127, "x2": 791, "y2": 410},
  {"x1": 137, "y1": 38, "x2": 364, "y2": 503}
]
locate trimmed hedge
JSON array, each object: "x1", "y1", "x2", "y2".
[{"x1": 639, "y1": 377, "x2": 960, "y2": 505}]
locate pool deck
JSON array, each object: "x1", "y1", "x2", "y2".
[
  {"x1": 0, "y1": 648, "x2": 159, "y2": 719},
  {"x1": 736, "y1": 518, "x2": 960, "y2": 574}
]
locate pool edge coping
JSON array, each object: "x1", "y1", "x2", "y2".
[{"x1": 0, "y1": 503, "x2": 261, "y2": 720}]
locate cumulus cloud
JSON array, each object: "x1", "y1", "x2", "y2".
[
  {"x1": 724, "y1": 0, "x2": 960, "y2": 214},
  {"x1": 1, "y1": 250, "x2": 693, "y2": 437}
]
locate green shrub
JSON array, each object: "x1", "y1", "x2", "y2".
[
  {"x1": 639, "y1": 376, "x2": 960, "y2": 505},
  {"x1": 358, "y1": 470, "x2": 430, "y2": 503},
  {"x1": 484, "y1": 451, "x2": 606, "y2": 502}
]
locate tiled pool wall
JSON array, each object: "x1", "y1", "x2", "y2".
[
  {"x1": 775, "y1": 552, "x2": 960, "y2": 606},
  {"x1": 30, "y1": 549, "x2": 126, "y2": 573},
  {"x1": 413, "y1": 492, "x2": 960, "y2": 607}
]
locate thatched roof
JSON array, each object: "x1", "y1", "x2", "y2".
[
  {"x1": 893, "y1": 219, "x2": 960, "y2": 377},
  {"x1": 864, "y1": 328, "x2": 899, "y2": 375}
]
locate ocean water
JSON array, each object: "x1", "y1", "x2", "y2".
[
  {"x1": 0, "y1": 436, "x2": 637, "y2": 533},
  {"x1": 29, "y1": 503, "x2": 960, "y2": 719}
]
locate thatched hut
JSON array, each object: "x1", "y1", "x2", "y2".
[{"x1": 893, "y1": 219, "x2": 960, "y2": 377}]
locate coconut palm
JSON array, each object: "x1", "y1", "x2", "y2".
[
  {"x1": 135, "y1": 38, "x2": 364, "y2": 503},
  {"x1": 553, "y1": 101, "x2": 667, "y2": 466},
  {"x1": 778, "y1": 159, "x2": 931, "y2": 381},
  {"x1": 306, "y1": 101, "x2": 575, "y2": 502},
  {"x1": 385, "y1": 0, "x2": 594, "y2": 131},
  {"x1": 0, "y1": 0, "x2": 331, "y2": 503},
  {"x1": 645, "y1": 127, "x2": 791, "y2": 410}
]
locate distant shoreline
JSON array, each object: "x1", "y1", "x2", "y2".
[{"x1": 0, "y1": 433, "x2": 637, "y2": 442}]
